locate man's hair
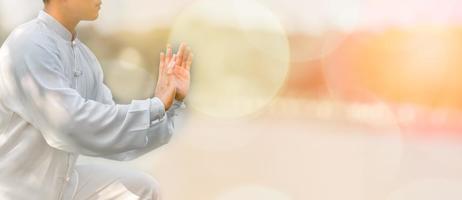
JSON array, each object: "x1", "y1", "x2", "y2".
[{"x1": 43, "y1": 0, "x2": 48, "y2": 3}]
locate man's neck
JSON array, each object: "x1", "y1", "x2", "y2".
[{"x1": 44, "y1": 6, "x2": 79, "y2": 40}]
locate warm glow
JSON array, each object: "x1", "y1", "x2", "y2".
[{"x1": 324, "y1": 27, "x2": 462, "y2": 110}]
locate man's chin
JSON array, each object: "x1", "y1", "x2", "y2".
[{"x1": 83, "y1": 14, "x2": 99, "y2": 21}]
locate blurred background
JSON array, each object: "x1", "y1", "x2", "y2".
[{"x1": 2, "y1": 0, "x2": 462, "y2": 199}]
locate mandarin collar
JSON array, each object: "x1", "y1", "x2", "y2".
[{"x1": 37, "y1": 10, "x2": 78, "y2": 42}]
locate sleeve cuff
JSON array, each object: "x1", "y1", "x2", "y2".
[
  {"x1": 172, "y1": 100, "x2": 186, "y2": 110},
  {"x1": 149, "y1": 97, "x2": 166, "y2": 126},
  {"x1": 167, "y1": 100, "x2": 186, "y2": 118}
]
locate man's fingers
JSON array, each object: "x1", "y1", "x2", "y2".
[
  {"x1": 160, "y1": 52, "x2": 165, "y2": 65},
  {"x1": 177, "y1": 43, "x2": 186, "y2": 66},
  {"x1": 166, "y1": 44, "x2": 172, "y2": 64},
  {"x1": 181, "y1": 46, "x2": 190, "y2": 69},
  {"x1": 158, "y1": 52, "x2": 165, "y2": 74},
  {"x1": 185, "y1": 52, "x2": 193, "y2": 70},
  {"x1": 181, "y1": 52, "x2": 188, "y2": 69},
  {"x1": 167, "y1": 54, "x2": 177, "y2": 74}
]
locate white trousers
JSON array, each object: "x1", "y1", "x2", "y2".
[{"x1": 62, "y1": 164, "x2": 161, "y2": 200}]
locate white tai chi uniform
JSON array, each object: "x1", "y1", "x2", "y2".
[{"x1": 0, "y1": 10, "x2": 184, "y2": 199}]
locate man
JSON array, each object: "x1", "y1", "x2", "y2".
[{"x1": 0, "y1": 0, "x2": 193, "y2": 199}]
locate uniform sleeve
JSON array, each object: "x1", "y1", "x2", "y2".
[
  {"x1": 94, "y1": 68, "x2": 186, "y2": 161},
  {"x1": 96, "y1": 83, "x2": 116, "y2": 105},
  {"x1": 95, "y1": 86, "x2": 186, "y2": 160},
  {"x1": 2, "y1": 41, "x2": 177, "y2": 157}
]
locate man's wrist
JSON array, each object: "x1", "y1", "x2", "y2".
[{"x1": 155, "y1": 94, "x2": 172, "y2": 110}]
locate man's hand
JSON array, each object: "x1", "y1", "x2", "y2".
[
  {"x1": 172, "y1": 43, "x2": 193, "y2": 101},
  {"x1": 154, "y1": 46, "x2": 177, "y2": 110}
]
